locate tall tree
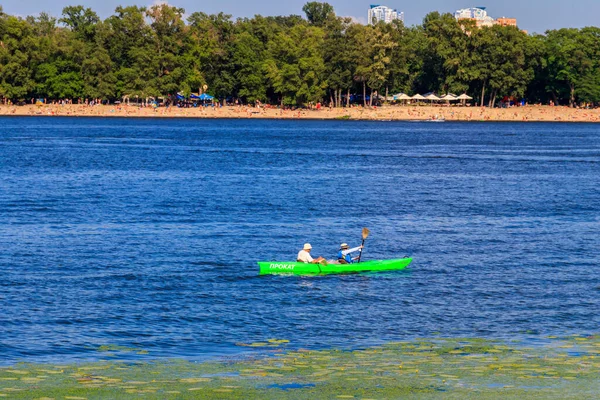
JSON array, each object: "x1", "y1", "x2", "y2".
[
  {"x1": 145, "y1": 4, "x2": 187, "y2": 96},
  {"x1": 264, "y1": 24, "x2": 327, "y2": 106},
  {"x1": 322, "y1": 15, "x2": 353, "y2": 107},
  {"x1": 187, "y1": 12, "x2": 235, "y2": 100},
  {"x1": 416, "y1": 12, "x2": 466, "y2": 95},
  {"x1": 545, "y1": 28, "x2": 595, "y2": 106},
  {"x1": 381, "y1": 20, "x2": 412, "y2": 97},
  {"x1": 232, "y1": 31, "x2": 267, "y2": 103},
  {"x1": 59, "y1": 5, "x2": 99, "y2": 41},
  {"x1": 0, "y1": 15, "x2": 36, "y2": 100},
  {"x1": 302, "y1": 2, "x2": 335, "y2": 27},
  {"x1": 349, "y1": 24, "x2": 395, "y2": 106},
  {"x1": 366, "y1": 27, "x2": 396, "y2": 106}
]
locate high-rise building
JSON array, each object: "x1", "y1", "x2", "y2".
[
  {"x1": 454, "y1": 7, "x2": 488, "y2": 20},
  {"x1": 368, "y1": 5, "x2": 404, "y2": 25}
]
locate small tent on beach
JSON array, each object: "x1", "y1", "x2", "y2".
[{"x1": 191, "y1": 93, "x2": 214, "y2": 101}]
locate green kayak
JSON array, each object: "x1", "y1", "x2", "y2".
[{"x1": 258, "y1": 258, "x2": 412, "y2": 276}]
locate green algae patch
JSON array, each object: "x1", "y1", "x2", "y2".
[
  {"x1": 2, "y1": 336, "x2": 600, "y2": 399},
  {"x1": 96, "y1": 345, "x2": 148, "y2": 355},
  {"x1": 236, "y1": 338, "x2": 291, "y2": 348}
]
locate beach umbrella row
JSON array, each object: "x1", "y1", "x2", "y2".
[{"x1": 393, "y1": 93, "x2": 473, "y2": 102}]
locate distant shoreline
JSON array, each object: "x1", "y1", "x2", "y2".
[{"x1": 2, "y1": 104, "x2": 600, "y2": 123}]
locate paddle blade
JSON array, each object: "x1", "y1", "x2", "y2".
[{"x1": 362, "y1": 227, "x2": 370, "y2": 240}]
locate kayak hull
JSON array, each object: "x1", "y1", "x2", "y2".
[{"x1": 258, "y1": 258, "x2": 412, "y2": 276}]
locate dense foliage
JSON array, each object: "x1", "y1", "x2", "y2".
[{"x1": 1, "y1": 2, "x2": 600, "y2": 106}]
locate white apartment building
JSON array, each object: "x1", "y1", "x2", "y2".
[
  {"x1": 454, "y1": 7, "x2": 495, "y2": 27},
  {"x1": 368, "y1": 5, "x2": 404, "y2": 25}
]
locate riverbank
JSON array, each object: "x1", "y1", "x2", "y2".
[
  {"x1": 1, "y1": 335, "x2": 598, "y2": 399},
  {"x1": 2, "y1": 104, "x2": 600, "y2": 122}
]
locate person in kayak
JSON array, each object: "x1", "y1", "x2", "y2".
[
  {"x1": 337, "y1": 243, "x2": 364, "y2": 264},
  {"x1": 297, "y1": 243, "x2": 325, "y2": 264}
]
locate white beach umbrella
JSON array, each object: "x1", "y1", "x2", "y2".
[
  {"x1": 392, "y1": 93, "x2": 412, "y2": 104},
  {"x1": 456, "y1": 93, "x2": 473, "y2": 106},
  {"x1": 411, "y1": 94, "x2": 426, "y2": 100},
  {"x1": 424, "y1": 93, "x2": 441, "y2": 101},
  {"x1": 440, "y1": 94, "x2": 458, "y2": 101}
]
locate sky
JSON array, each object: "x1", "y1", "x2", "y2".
[{"x1": 1, "y1": 0, "x2": 598, "y2": 34}]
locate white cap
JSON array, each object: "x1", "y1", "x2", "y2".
[{"x1": 303, "y1": 243, "x2": 312, "y2": 250}]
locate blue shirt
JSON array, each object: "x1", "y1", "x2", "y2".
[
  {"x1": 337, "y1": 246, "x2": 362, "y2": 263},
  {"x1": 337, "y1": 250, "x2": 353, "y2": 264}
]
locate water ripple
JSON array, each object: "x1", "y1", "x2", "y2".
[{"x1": 0, "y1": 118, "x2": 598, "y2": 365}]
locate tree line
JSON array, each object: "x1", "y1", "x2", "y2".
[{"x1": 1, "y1": 2, "x2": 599, "y2": 107}]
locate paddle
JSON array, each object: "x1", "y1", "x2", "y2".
[
  {"x1": 357, "y1": 227, "x2": 370, "y2": 264},
  {"x1": 317, "y1": 257, "x2": 328, "y2": 274}
]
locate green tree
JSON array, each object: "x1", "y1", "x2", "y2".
[
  {"x1": 467, "y1": 25, "x2": 533, "y2": 107},
  {"x1": 302, "y1": 2, "x2": 335, "y2": 27},
  {"x1": 545, "y1": 28, "x2": 595, "y2": 106},
  {"x1": 187, "y1": 12, "x2": 236, "y2": 100},
  {"x1": 0, "y1": 16, "x2": 36, "y2": 100},
  {"x1": 322, "y1": 15, "x2": 354, "y2": 107},
  {"x1": 349, "y1": 24, "x2": 395, "y2": 106},
  {"x1": 416, "y1": 12, "x2": 466, "y2": 95},
  {"x1": 523, "y1": 34, "x2": 549, "y2": 104},
  {"x1": 264, "y1": 25, "x2": 326, "y2": 106},
  {"x1": 367, "y1": 28, "x2": 396, "y2": 105},
  {"x1": 60, "y1": 5, "x2": 99, "y2": 41},
  {"x1": 232, "y1": 31, "x2": 267, "y2": 103},
  {"x1": 145, "y1": 4, "x2": 187, "y2": 96},
  {"x1": 381, "y1": 20, "x2": 413, "y2": 98},
  {"x1": 105, "y1": 6, "x2": 153, "y2": 99}
]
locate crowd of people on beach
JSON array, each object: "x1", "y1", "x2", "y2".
[{"x1": 2, "y1": 101, "x2": 600, "y2": 122}]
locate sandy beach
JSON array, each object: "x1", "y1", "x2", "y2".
[{"x1": 2, "y1": 103, "x2": 600, "y2": 122}]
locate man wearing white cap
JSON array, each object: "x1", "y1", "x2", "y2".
[
  {"x1": 337, "y1": 243, "x2": 363, "y2": 264},
  {"x1": 297, "y1": 243, "x2": 325, "y2": 264}
]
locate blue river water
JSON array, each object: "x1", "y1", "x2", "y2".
[{"x1": 0, "y1": 117, "x2": 598, "y2": 365}]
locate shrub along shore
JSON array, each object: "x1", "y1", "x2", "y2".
[
  {"x1": 1, "y1": 335, "x2": 599, "y2": 399},
  {"x1": 3, "y1": 104, "x2": 600, "y2": 122}
]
